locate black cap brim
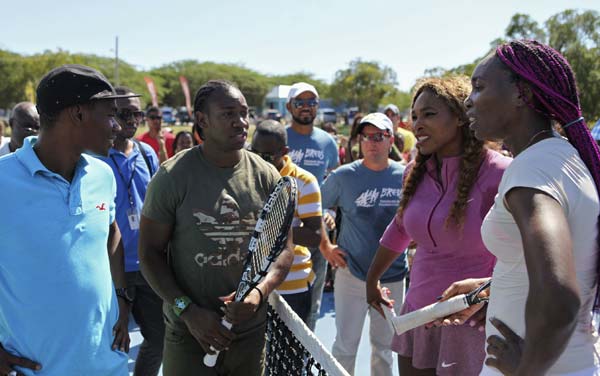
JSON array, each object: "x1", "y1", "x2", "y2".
[{"x1": 90, "y1": 92, "x2": 142, "y2": 100}]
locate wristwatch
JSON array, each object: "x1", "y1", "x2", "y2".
[
  {"x1": 115, "y1": 287, "x2": 133, "y2": 303},
  {"x1": 173, "y1": 296, "x2": 192, "y2": 317}
]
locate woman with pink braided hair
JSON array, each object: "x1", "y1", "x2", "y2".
[{"x1": 438, "y1": 39, "x2": 600, "y2": 375}]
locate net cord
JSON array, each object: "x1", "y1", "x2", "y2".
[{"x1": 268, "y1": 292, "x2": 350, "y2": 376}]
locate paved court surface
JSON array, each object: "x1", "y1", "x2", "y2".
[{"x1": 127, "y1": 291, "x2": 399, "y2": 375}]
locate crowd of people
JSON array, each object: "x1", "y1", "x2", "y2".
[{"x1": 1, "y1": 39, "x2": 600, "y2": 376}]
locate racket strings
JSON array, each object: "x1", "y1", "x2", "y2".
[{"x1": 247, "y1": 184, "x2": 294, "y2": 281}]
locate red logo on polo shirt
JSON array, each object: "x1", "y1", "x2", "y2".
[{"x1": 96, "y1": 203, "x2": 107, "y2": 211}]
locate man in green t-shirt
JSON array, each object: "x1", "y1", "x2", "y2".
[{"x1": 139, "y1": 80, "x2": 294, "y2": 376}]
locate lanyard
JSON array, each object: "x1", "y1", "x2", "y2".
[{"x1": 110, "y1": 154, "x2": 138, "y2": 207}]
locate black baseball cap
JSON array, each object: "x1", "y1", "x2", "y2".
[{"x1": 36, "y1": 64, "x2": 140, "y2": 115}]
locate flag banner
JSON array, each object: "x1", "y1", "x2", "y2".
[
  {"x1": 179, "y1": 75, "x2": 192, "y2": 117},
  {"x1": 144, "y1": 77, "x2": 158, "y2": 107}
]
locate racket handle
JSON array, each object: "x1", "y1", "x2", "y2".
[
  {"x1": 203, "y1": 319, "x2": 233, "y2": 367},
  {"x1": 390, "y1": 294, "x2": 470, "y2": 335}
]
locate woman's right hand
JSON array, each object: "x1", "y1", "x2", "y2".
[
  {"x1": 366, "y1": 281, "x2": 394, "y2": 318},
  {"x1": 428, "y1": 277, "x2": 491, "y2": 330}
]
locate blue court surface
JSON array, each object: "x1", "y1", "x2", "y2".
[{"x1": 127, "y1": 291, "x2": 399, "y2": 375}]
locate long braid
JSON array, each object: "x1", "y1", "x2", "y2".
[
  {"x1": 398, "y1": 76, "x2": 485, "y2": 229},
  {"x1": 397, "y1": 152, "x2": 430, "y2": 218},
  {"x1": 447, "y1": 125, "x2": 485, "y2": 228},
  {"x1": 497, "y1": 39, "x2": 600, "y2": 311}
]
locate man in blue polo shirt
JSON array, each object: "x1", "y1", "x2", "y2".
[
  {"x1": 98, "y1": 86, "x2": 164, "y2": 376},
  {"x1": 0, "y1": 65, "x2": 135, "y2": 376}
]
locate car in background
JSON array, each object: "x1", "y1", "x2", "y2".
[
  {"x1": 264, "y1": 109, "x2": 282, "y2": 121},
  {"x1": 316, "y1": 108, "x2": 337, "y2": 125},
  {"x1": 176, "y1": 106, "x2": 192, "y2": 124},
  {"x1": 161, "y1": 106, "x2": 176, "y2": 124}
]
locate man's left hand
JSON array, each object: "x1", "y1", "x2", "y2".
[
  {"x1": 220, "y1": 288, "x2": 262, "y2": 325},
  {"x1": 485, "y1": 317, "x2": 524, "y2": 375},
  {"x1": 112, "y1": 299, "x2": 131, "y2": 353}
]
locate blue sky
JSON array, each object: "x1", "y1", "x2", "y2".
[{"x1": 2, "y1": 0, "x2": 598, "y2": 90}]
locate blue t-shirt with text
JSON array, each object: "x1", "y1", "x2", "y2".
[
  {"x1": 321, "y1": 160, "x2": 408, "y2": 282},
  {"x1": 286, "y1": 126, "x2": 339, "y2": 185}
]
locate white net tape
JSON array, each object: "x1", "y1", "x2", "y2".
[{"x1": 267, "y1": 292, "x2": 350, "y2": 376}]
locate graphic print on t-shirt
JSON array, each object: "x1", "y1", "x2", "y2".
[
  {"x1": 289, "y1": 148, "x2": 325, "y2": 168},
  {"x1": 192, "y1": 193, "x2": 256, "y2": 268},
  {"x1": 354, "y1": 187, "x2": 401, "y2": 208}
]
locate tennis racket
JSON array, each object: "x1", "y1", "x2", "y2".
[
  {"x1": 382, "y1": 280, "x2": 491, "y2": 335},
  {"x1": 203, "y1": 176, "x2": 297, "y2": 367}
]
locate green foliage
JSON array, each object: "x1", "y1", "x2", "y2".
[
  {"x1": 149, "y1": 61, "x2": 274, "y2": 108},
  {"x1": 1, "y1": 9, "x2": 599, "y2": 122},
  {"x1": 330, "y1": 59, "x2": 403, "y2": 112},
  {"x1": 544, "y1": 10, "x2": 600, "y2": 121},
  {"x1": 268, "y1": 73, "x2": 330, "y2": 98},
  {"x1": 505, "y1": 13, "x2": 547, "y2": 41},
  {"x1": 0, "y1": 49, "x2": 148, "y2": 108},
  {"x1": 417, "y1": 9, "x2": 600, "y2": 121},
  {"x1": 380, "y1": 89, "x2": 412, "y2": 113}
]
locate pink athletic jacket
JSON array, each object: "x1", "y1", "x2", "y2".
[{"x1": 380, "y1": 149, "x2": 511, "y2": 310}]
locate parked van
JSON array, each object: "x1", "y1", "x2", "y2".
[{"x1": 317, "y1": 108, "x2": 337, "y2": 125}]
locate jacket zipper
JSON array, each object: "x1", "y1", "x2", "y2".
[{"x1": 426, "y1": 165, "x2": 449, "y2": 248}]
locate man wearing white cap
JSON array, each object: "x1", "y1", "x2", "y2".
[
  {"x1": 320, "y1": 113, "x2": 407, "y2": 376},
  {"x1": 286, "y1": 82, "x2": 339, "y2": 331}
]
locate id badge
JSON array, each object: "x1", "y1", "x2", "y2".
[{"x1": 127, "y1": 207, "x2": 140, "y2": 230}]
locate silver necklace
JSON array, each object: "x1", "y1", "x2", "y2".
[{"x1": 523, "y1": 129, "x2": 554, "y2": 150}]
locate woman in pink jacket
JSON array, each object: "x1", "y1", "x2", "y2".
[{"x1": 366, "y1": 76, "x2": 511, "y2": 375}]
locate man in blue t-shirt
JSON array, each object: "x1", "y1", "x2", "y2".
[
  {"x1": 98, "y1": 86, "x2": 164, "y2": 376},
  {"x1": 320, "y1": 113, "x2": 408, "y2": 376},
  {"x1": 285, "y1": 82, "x2": 339, "y2": 331},
  {"x1": 0, "y1": 65, "x2": 134, "y2": 375}
]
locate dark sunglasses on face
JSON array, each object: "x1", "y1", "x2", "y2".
[
  {"x1": 20, "y1": 124, "x2": 40, "y2": 134},
  {"x1": 293, "y1": 98, "x2": 319, "y2": 109},
  {"x1": 250, "y1": 149, "x2": 276, "y2": 163},
  {"x1": 117, "y1": 110, "x2": 145, "y2": 122},
  {"x1": 361, "y1": 132, "x2": 391, "y2": 143},
  {"x1": 148, "y1": 115, "x2": 162, "y2": 120}
]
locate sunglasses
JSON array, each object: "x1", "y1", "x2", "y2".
[
  {"x1": 361, "y1": 132, "x2": 391, "y2": 143},
  {"x1": 292, "y1": 98, "x2": 319, "y2": 109},
  {"x1": 117, "y1": 110, "x2": 145, "y2": 122},
  {"x1": 148, "y1": 115, "x2": 162, "y2": 120},
  {"x1": 250, "y1": 149, "x2": 277, "y2": 163}
]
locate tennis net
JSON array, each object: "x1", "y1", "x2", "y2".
[{"x1": 266, "y1": 292, "x2": 349, "y2": 376}]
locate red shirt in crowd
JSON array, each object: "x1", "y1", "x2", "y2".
[{"x1": 137, "y1": 131, "x2": 175, "y2": 158}]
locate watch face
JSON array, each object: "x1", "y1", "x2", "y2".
[{"x1": 176, "y1": 299, "x2": 186, "y2": 309}]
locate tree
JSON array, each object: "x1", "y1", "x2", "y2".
[
  {"x1": 268, "y1": 73, "x2": 330, "y2": 98},
  {"x1": 545, "y1": 10, "x2": 600, "y2": 121},
  {"x1": 0, "y1": 50, "x2": 28, "y2": 108},
  {"x1": 505, "y1": 13, "x2": 547, "y2": 41},
  {"x1": 380, "y1": 89, "x2": 412, "y2": 113},
  {"x1": 150, "y1": 61, "x2": 274, "y2": 108},
  {"x1": 419, "y1": 9, "x2": 600, "y2": 122},
  {"x1": 330, "y1": 59, "x2": 398, "y2": 112}
]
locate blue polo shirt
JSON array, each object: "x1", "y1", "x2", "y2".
[
  {"x1": 0, "y1": 137, "x2": 128, "y2": 375},
  {"x1": 98, "y1": 141, "x2": 159, "y2": 272}
]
